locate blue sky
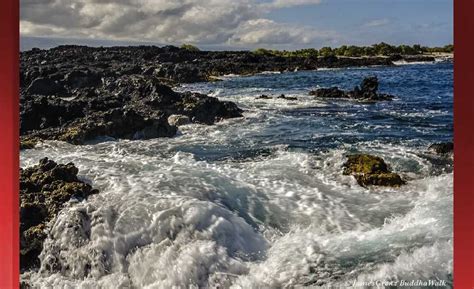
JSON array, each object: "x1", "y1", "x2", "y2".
[
  {"x1": 266, "y1": 0, "x2": 453, "y2": 47},
  {"x1": 20, "y1": 0, "x2": 452, "y2": 50}
]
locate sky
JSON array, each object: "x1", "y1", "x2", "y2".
[{"x1": 20, "y1": 0, "x2": 453, "y2": 51}]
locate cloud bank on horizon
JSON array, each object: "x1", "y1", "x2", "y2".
[{"x1": 20, "y1": 0, "x2": 452, "y2": 50}]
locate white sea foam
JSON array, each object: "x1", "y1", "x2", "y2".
[
  {"x1": 21, "y1": 134, "x2": 452, "y2": 288},
  {"x1": 393, "y1": 60, "x2": 436, "y2": 66}
]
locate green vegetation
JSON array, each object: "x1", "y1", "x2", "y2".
[
  {"x1": 254, "y1": 48, "x2": 319, "y2": 58},
  {"x1": 253, "y1": 43, "x2": 453, "y2": 58},
  {"x1": 181, "y1": 44, "x2": 201, "y2": 52}
]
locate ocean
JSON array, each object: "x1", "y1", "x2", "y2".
[{"x1": 21, "y1": 62, "x2": 453, "y2": 288}]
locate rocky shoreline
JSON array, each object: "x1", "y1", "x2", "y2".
[
  {"x1": 19, "y1": 46, "x2": 453, "y2": 282},
  {"x1": 21, "y1": 69, "x2": 243, "y2": 148},
  {"x1": 21, "y1": 46, "x2": 441, "y2": 85},
  {"x1": 20, "y1": 45, "x2": 444, "y2": 148},
  {"x1": 20, "y1": 158, "x2": 98, "y2": 271}
]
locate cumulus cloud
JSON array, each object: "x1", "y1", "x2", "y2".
[{"x1": 20, "y1": 0, "x2": 334, "y2": 48}]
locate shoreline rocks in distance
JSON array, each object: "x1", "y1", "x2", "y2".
[
  {"x1": 310, "y1": 76, "x2": 395, "y2": 102},
  {"x1": 21, "y1": 46, "x2": 444, "y2": 86},
  {"x1": 20, "y1": 158, "x2": 99, "y2": 271},
  {"x1": 342, "y1": 154, "x2": 405, "y2": 187}
]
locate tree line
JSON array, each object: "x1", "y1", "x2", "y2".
[{"x1": 252, "y1": 43, "x2": 453, "y2": 58}]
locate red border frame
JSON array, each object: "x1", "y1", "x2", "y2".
[
  {"x1": 0, "y1": 0, "x2": 473, "y2": 288},
  {"x1": 0, "y1": 0, "x2": 19, "y2": 288},
  {"x1": 454, "y1": 0, "x2": 474, "y2": 288}
]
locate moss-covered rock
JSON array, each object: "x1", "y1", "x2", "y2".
[
  {"x1": 353, "y1": 172, "x2": 405, "y2": 187},
  {"x1": 20, "y1": 137, "x2": 40, "y2": 150},
  {"x1": 20, "y1": 158, "x2": 98, "y2": 271},
  {"x1": 342, "y1": 154, "x2": 405, "y2": 187}
]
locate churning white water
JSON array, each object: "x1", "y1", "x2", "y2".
[{"x1": 21, "y1": 63, "x2": 453, "y2": 288}]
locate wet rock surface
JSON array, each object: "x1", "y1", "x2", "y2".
[
  {"x1": 342, "y1": 154, "x2": 405, "y2": 187},
  {"x1": 429, "y1": 142, "x2": 453, "y2": 156},
  {"x1": 310, "y1": 76, "x2": 395, "y2": 101},
  {"x1": 168, "y1": 114, "x2": 191, "y2": 127},
  {"x1": 21, "y1": 47, "x2": 246, "y2": 146},
  {"x1": 20, "y1": 158, "x2": 98, "y2": 271},
  {"x1": 276, "y1": 94, "x2": 298, "y2": 101}
]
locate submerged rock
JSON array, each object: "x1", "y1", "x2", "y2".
[
  {"x1": 277, "y1": 94, "x2": 298, "y2": 101},
  {"x1": 310, "y1": 76, "x2": 395, "y2": 102},
  {"x1": 20, "y1": 158, "x2": 98, "y2": 271},
  {"x1": 342, "y1": 154, "x2": 405, "y2": 187},
  {"x1": 428, "y1": 142, "x2": 453, "y2": 155}
]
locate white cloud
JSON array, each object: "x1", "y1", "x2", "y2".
[
  {"x1": 261, "y1": 0, "x2": 322, "y2": 9},
  {"x1": 364, "y1": 18, "x2": 391, "y2": 28},
  {"x1": 20, "y1": 0, "x2": 333, "y2": 48},
  {"x1": 230, "y1": 18, "x2": 333, "y2": 47}
]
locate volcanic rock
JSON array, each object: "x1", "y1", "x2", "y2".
[
  {"x1": 342, "y1": 154, "x2": 405, "y2": 187},
  {"x1": 310, "y1": 76, "x2": 395, "y2": 101},
  {"x1": 26, "y1": 78, "x2": 68, "y2": 96},
  {"x1": 256, "y1": 94, "x2": 271, "y2": 99},
  {"x1": 20, "y1": 67, "x2": 243, "y2": 146},
  {"x1": 168, "y1": 114, "x2": 191, "y2": 126},
  {"x1": 20, "y1": 158, "x2": 98, "y2": 271},
  {"x1": 428, "y1": 142, "x2": 453, "y2": 155},
  {"x1": 309, "y1": 87, "x2": 346, "y2": 98},
  {"x1": 277, "y1": 94, "x2": 298, "y2": 100}
]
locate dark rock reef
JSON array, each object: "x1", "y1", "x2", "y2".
[
  {"x1": 342, "y1": 154, "x2": 405, "y2": 187},
  {"x1": 21, "y1": 46, "x2": 398, "y2": 85},
  {"x1": 392, "y1": 54, "x2": 436, "y2": 63},
  {"x1": 310, "y1": 76, "x2": 395, "y2": 101},
  {"x1": 20, "y1": 158, "x2": 98, "y2": 271},
  {"x1": 21, "y1": 48, "x2": 244, "y2": 146},
  {"x1": 428, "y1": 141, "x2": 453, "y2": 156}
]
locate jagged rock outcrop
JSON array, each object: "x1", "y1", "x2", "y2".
[{"x1": 310, "y1": 76, "x2": 395, "y2": 101}]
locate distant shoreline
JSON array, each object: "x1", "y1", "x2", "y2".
[{"x1": 20, "y1": 45, "x2": 452, "y2": 85}]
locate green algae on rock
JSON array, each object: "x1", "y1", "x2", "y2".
[
  {"x1": 20, "y1": 158, "x2": 98, "y2": 271},
  {"x1": 20, "y1": 137, "x2": 40, "y2": 150},
  {"x1": 342, "y1": 154, "x2": 405, "y2": 187}
]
